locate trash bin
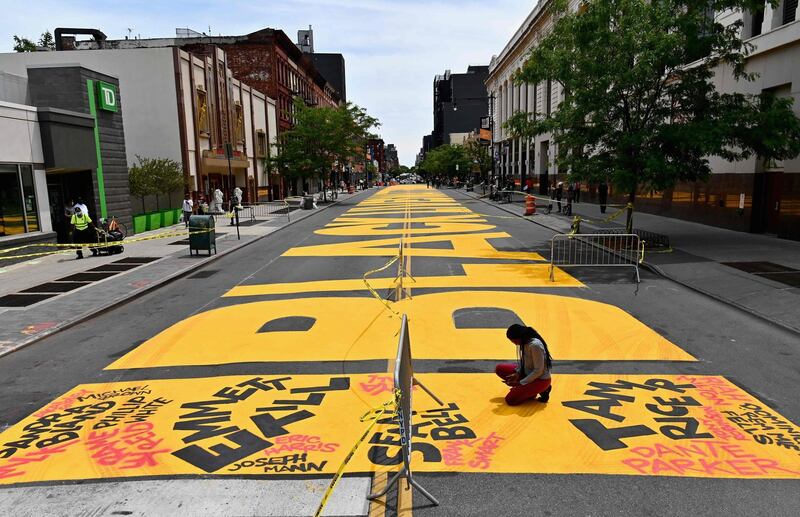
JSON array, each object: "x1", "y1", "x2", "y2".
[
  {"x1": 302, "y1": 195, "x2": 315, "y2": 210},
  {"x1": 189, "y1": 215, "x2": 216, "y2": 256}
]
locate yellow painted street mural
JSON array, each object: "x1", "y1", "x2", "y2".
[
  {"x1": 9, "y1": 185, "x2": 787, "y2": 491},
  {"x1": 223, "y1": 263, "x2": 581, "y2": 296},
  {"x1": 107, "y1": 291, "x2": 692, "y2": 369},
  {"x1": 281, "y1": 231, "x2": 541, "y2": 260},
  {"x1": 1, "y1": 374, "x2": 798, "y2": 485}
]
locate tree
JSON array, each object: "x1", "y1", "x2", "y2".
[
  {"x1": 128, "y1": 156, "x2": 183, "y2": 212},
  {"x1": 12, "y1": 31, "x2": 55, "y2": 52},
  {"x1": 267, "y1": 99, "x2": 379, "y2": 199},
  {"x1": 421, "y1": 145, "x2": 472, "y2": 179},
  {"x1": 154, "y1": 158, "x2": 185, "y2": 208},
  {"x1": 507, "y1": 0, "x2": 800, "y2": 232},
  {"x1": 129, "y1": 157, "x2": 157, "y2": 214},
  {"x1": 12, "y1": 36, "x2": 36, "y2": 52},
  {"x1": 464, "y1": 138, "x2": 492, "y2": 181},
  {"x1": 38, "y1": 31, "x2": 55, "y2": 50}
]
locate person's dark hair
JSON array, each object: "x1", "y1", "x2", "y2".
[{"x1": 506, "y1": 324, "x2": 553, "y2": 370}]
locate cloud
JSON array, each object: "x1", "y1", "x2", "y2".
[{"x1": 0, "y1": 0, "x2": 534, "y2": 165}]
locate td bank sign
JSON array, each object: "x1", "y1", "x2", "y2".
[{"x1": 96, "y1": 81, "x2": 118, "y2": 112}]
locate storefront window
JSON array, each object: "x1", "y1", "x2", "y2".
[
  {"x1": 20, "y1": 165, "x2": 39, "y2": 232},
  {"x1": 0, "y1": 164, "x2": 39, "y2": 237}
]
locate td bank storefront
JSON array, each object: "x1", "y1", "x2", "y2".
[
  {"x1": 0, "y1": 66, "x2": 131, "y2": 254},
  {"x1": 0, "y1": 162, "x2": 43, "y2": 239}
]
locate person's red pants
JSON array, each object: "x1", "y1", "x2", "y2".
[{"x1": 495, "y1": 363, "x2": 552, "y2": 406}]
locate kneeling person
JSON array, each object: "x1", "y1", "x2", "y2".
[{"x1": 495, "y1": 324, "x2": 553, "y2": 406}]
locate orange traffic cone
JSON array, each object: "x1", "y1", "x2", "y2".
[{"x1": 525, "y1": 195, "x2": 536, "y2": 216}]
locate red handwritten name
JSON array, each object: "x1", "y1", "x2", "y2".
[
  {"x1": 33, "y1": 389, "x2": 93, "y2": 418},
  {"x1": 621, "y1": 439, "x2": 800, "y2": 477},
  {"x1": 85, "y1": 421, "x2": 170, "y2": 469},
  {"x1": 442, "y1": 432, "x2": 505, "y2": 470},
  {"x1": 0, "y1": 441, "x2": 77, "y2": 479}
]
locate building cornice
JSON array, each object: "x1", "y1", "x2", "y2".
[{"x1": 487, "y1": 0, "x2": 553, "y2": 84}]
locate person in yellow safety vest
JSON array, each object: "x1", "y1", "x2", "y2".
[{"x1": 70, "y1": 206, "x2": 96, "y2": 259}]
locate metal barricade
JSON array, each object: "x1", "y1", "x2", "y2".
[
  {"x1": 240, "y1": 201, "x2": 292, "y2": 222},
  {"x1": 549, "y1": 233, "x2": 643, "y2": 282},
  {"x1": 367, "y1": 314, "x2": 442, "y2": 506}
]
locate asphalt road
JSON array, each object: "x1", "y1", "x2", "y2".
[{"x1": 0, "y1": 186, "x2": 798, "y2": 517}]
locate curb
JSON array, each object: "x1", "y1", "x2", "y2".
[
  {"x1": 462, "y1": 189, "x2": 800, "y2": 337},
  {"x1": 0, "y1": 190, "x2": 371, "y2": 359},
  {"x1": 638, "y1": 261, "x2": 800, "y2": 337}
]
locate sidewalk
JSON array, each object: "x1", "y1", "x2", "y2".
[
  {"x1": 463, "y1": 189, "x2": 800, "y2": 334},
  {"x1": 0, "y1": 191, "x2": 365, "y2": 357}
]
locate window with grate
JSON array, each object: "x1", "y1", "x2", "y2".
[
  {"x1": 785, "y1": 0, "x2": 798, "y2": 24},
  {"x1": 256, "y1": 130, "x2": 267, "y2": 157}
]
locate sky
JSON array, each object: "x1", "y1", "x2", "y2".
[{"x1": 0, "y1": 0, "x2": 535, "y2": 166}]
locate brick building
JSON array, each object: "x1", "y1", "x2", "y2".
[
  {"x1": 367, "y1": 138, "x2": 386, "y2": 182},
  {"x1": 179, "y1": 29, "x2": 342, "y2": 135},
  {"x1": 385, "y1": 144, "x2": 399, "y2": 172},
  {"x1": 47, "y1": 27, "x2": 344, "y2": 199}
]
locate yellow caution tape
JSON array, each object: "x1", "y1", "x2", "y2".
[
  {"x1": 363, "y1": 255, "x2": 401, "y2": 317},
  {"x1": 556, "y1": 203, "x2": 634, "y2": 231},
  {"x1": 0, "y1": 228, "x2": 215, "y2": 261},
  {"x1": 521, "y1": 193, "x2": 629, "y2": 210},
  {"x1": 569, "y1": 216, "x2": 582, "y2": 235},
  {"x1": 314, "y1": 390, "x2": 400, "y2": 517}
]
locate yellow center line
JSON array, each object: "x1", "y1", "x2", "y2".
[
  {"x1": 367, "y1": 471, "x2": 389, "y2": 516},
  {"x1": 397, "y1": 478, "x2": 414, "y2": 516}
]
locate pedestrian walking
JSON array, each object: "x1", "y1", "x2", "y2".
[
  {"x1": 495, "y1": 324, "x2": 553, "y2": 406},
  {"x1": 598, "y1": 182, "x2": 608, "y2": 214},
  {"x1": 182, "y1": 194, "x2": 194, "y2": 228},
  {"x1": 70, "y1": 206, "x2": 96, "y2": 259},
  {"x1": 555, "y1": 182, "x2": 564, "y2": 213},
  {"x1": 566, "y1": 183, "x2": 575, "y2": 216},
  {"x1": 574, "y1": 182, "x2": 581, "y2": 203}
]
